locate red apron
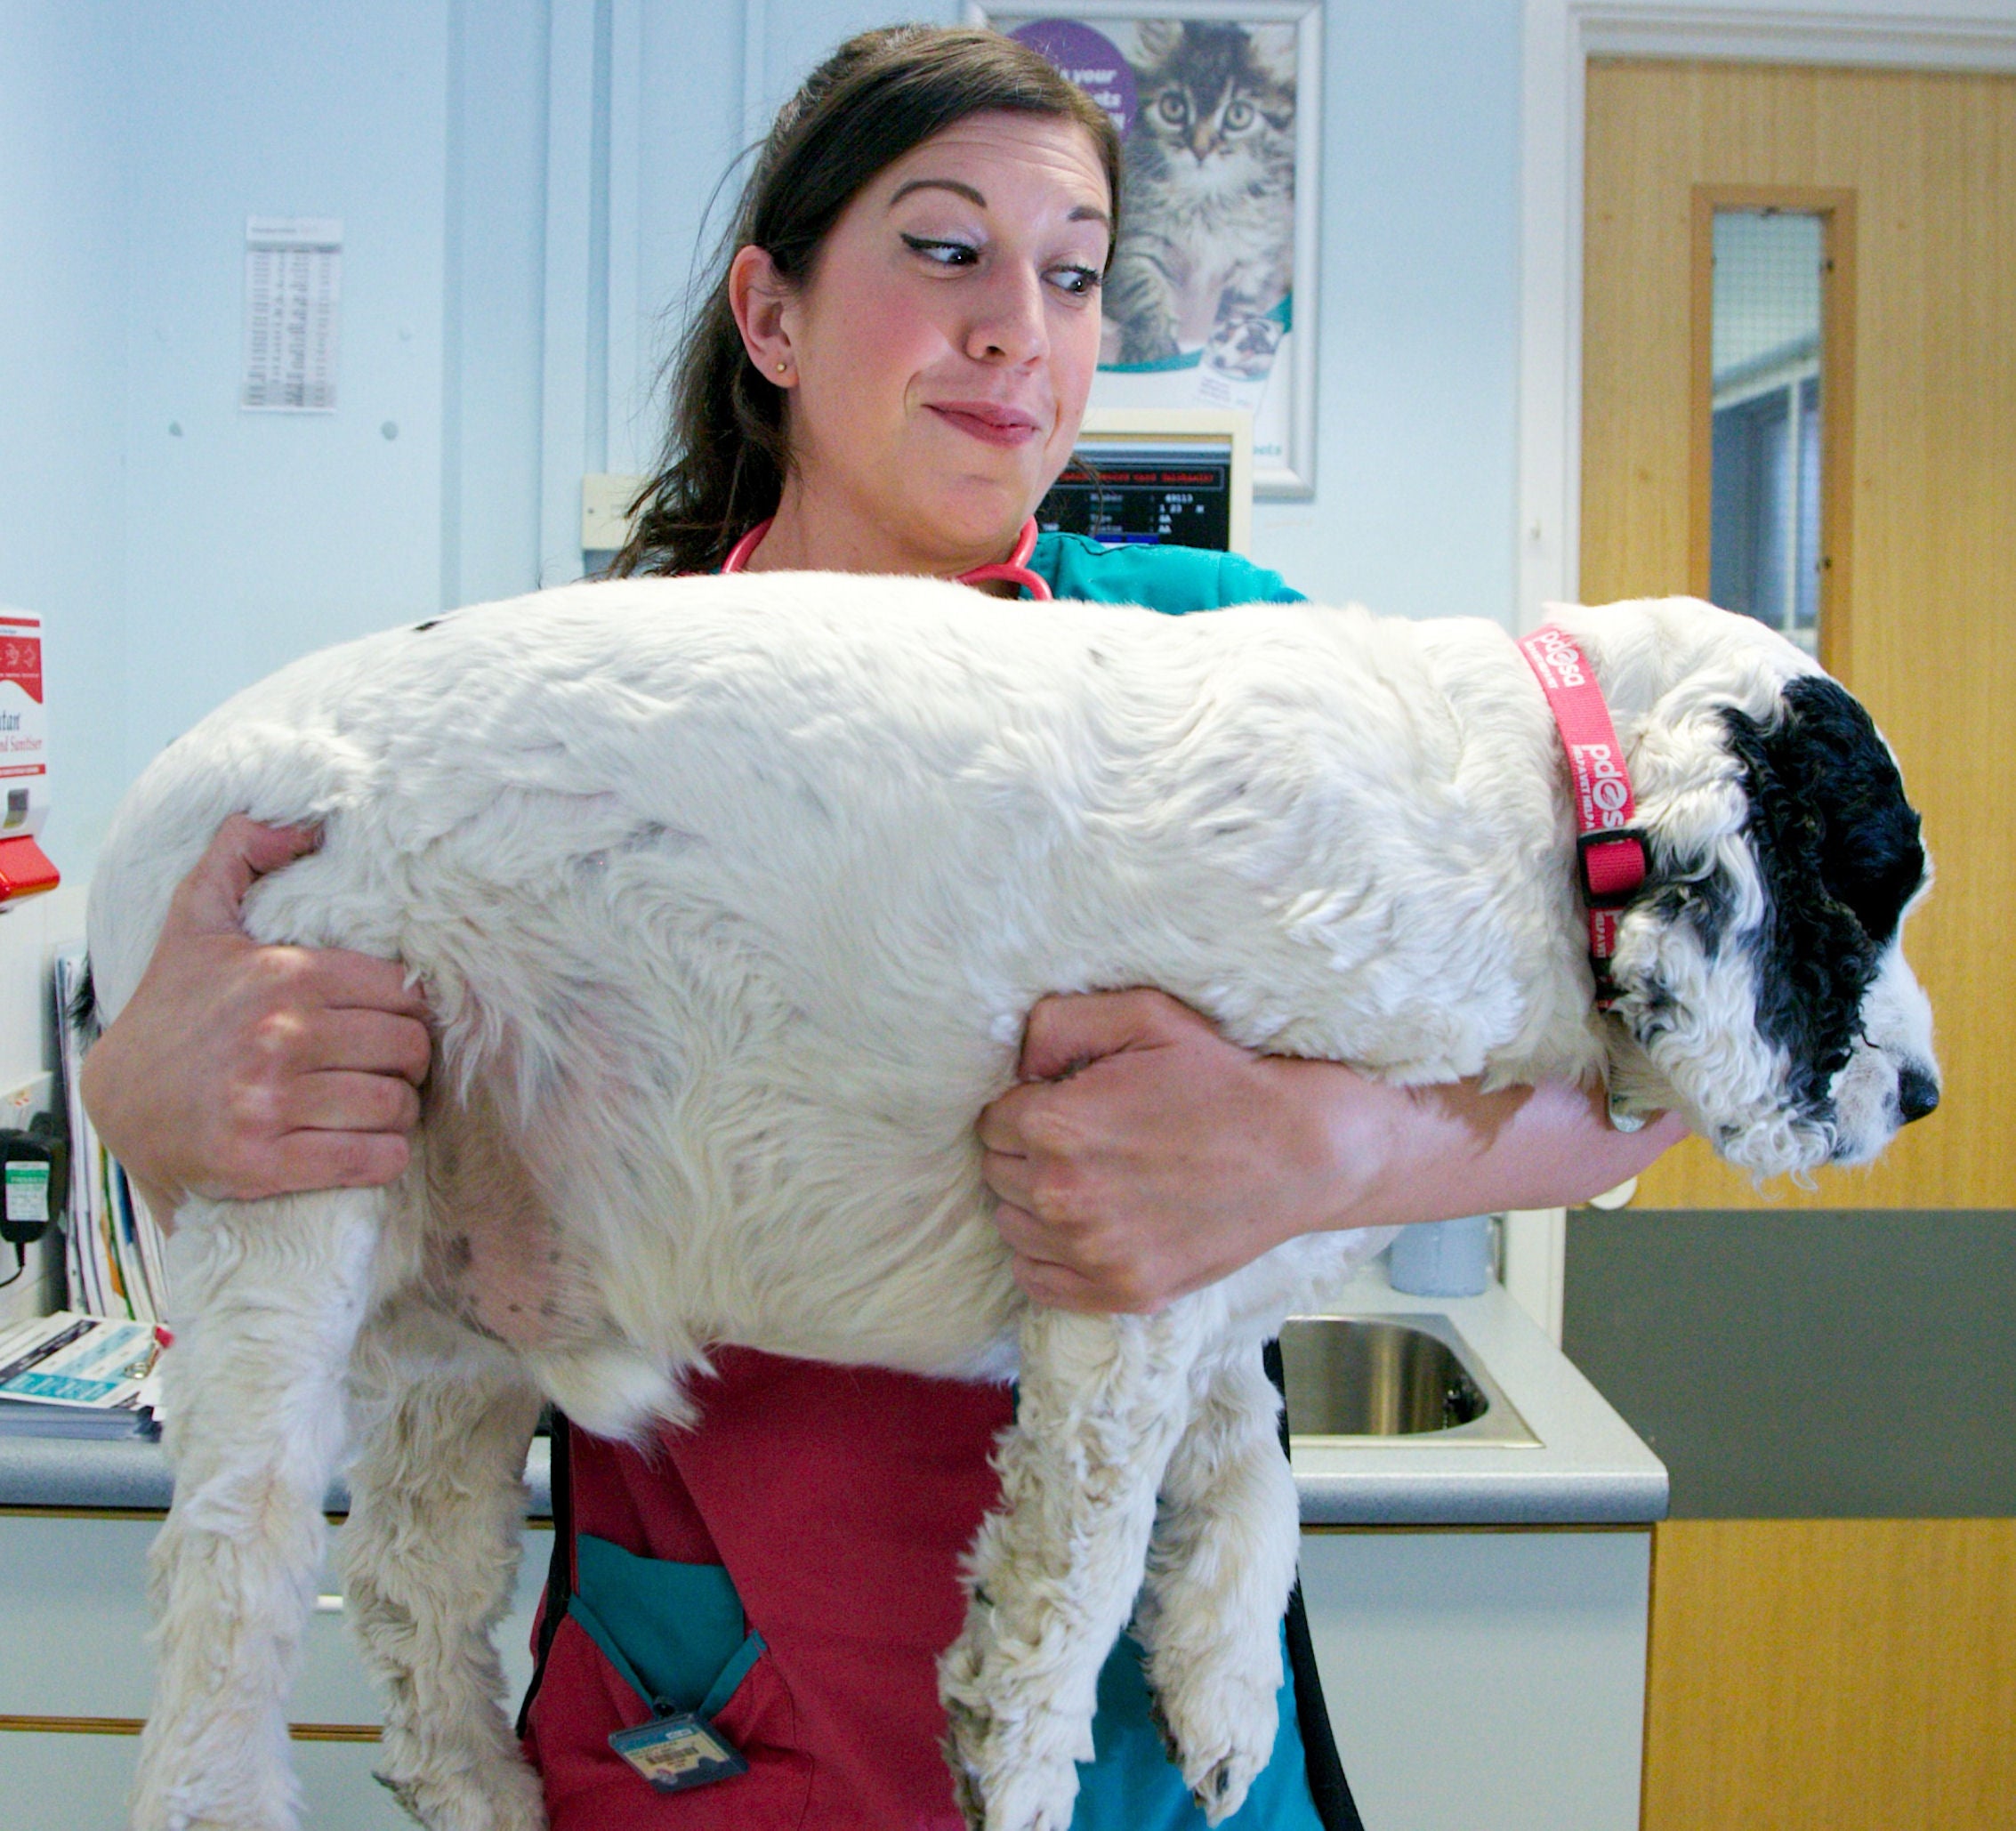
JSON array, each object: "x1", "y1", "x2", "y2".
[{"x1": 521, "y1": 1349, "x2": 1015, "y2": 1829}]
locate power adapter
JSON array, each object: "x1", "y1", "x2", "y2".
[{"x1": 0, "y1": 1110, "x2": 69, "y2": 1290}]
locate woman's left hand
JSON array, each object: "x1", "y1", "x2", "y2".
[
  {"x1": 978, "y1": 988, "x2": 1688, "y2": 1313},
  {"x1": 978, "y1": 989, "x2": 1365, "y2": 1312}
]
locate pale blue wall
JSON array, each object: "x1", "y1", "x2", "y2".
[
  {"x1": 3, "y1": 0, "x2": 457, "y2": 874},
  {"x1": 1254, "y1": 1, "x2": 1521, "y2": 617},
  {"x1": 446, "y1": 0, "x2": 552, "y2": 610},
  {"x1": 116, "y1": 1, "x2": 452, "y2": 750},
  {"x1": 0, "y1": 0, "x2": 1525, "y2": 878},
  {"x1": 0, "y1": 1, "x2": 130, "y2": 878}
]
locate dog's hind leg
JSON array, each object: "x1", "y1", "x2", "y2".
[
  {"x1": 133, "y1": 1188, "x2": 387, "y2": 1831},
  {"x1": 338, "y1": 1305, "x2": 545, "y2": 1831},
  {"x1": 939, "y1": 1303, "x2": 1204, "y2": 1831},
  {"x1": 1133, "y1": 1345, "x2": 1300, "y2": 1826}
]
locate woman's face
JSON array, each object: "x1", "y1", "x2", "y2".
[{"x1": 736, "y1": 110, "x2": 1112, "y2": 569}]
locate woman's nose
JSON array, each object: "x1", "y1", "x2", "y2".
[{"x1": 964, "y1": 267, "x2": 1047, "y2": 365}]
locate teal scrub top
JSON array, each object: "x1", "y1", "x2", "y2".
[{"x1": 1028, "y1": 529, "x2": 1305, "y2": 613}]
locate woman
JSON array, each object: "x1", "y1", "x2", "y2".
[{"x1": 83, "y1": 26, "x2": 1681, "y2": 1830}]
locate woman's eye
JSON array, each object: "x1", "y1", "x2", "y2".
[
  {"x1": 1048, "y1": 264, "x2": 1102, "y2": 298},
  {"x1": 901, "y1": 234, "x2": 978, "y2": 267}
]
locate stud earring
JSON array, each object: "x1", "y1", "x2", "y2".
[{"x1": 775, "y1": 359, "x2": 788, "y2": 374}]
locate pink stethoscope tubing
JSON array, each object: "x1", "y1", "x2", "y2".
[{"x1": 721, "y1": 516, "x2": 1052, "y2": 601}]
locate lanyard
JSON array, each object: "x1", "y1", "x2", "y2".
[
  {"x1": 1516, "y1": 624, "x2": 1648, "y2": 1007},
  {"x1": 720, "y1": 517, "x2": 1053, "y2": 601}
]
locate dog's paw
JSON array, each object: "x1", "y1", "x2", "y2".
[
  {"x1": 1189, "y1": 1743, "x2": 1272, "y2": 1827},
  {"x1": 370, "y1": 1750, "x2": 547, "y2": 1831},
  {"x1": 942, "y1": 1714, "x2": 1082, "y2": 1831},
  {"x1": 129, "y1": 1808, "x2": 294, "y2": 1831},
  {"x1": 131, "y1": 1727, "x2": 300, "y2": 1831},
  {"x1": 940, "y1": 1616, "x2": 1092, "y2": 1831},
  {"x1": 1150, "y1": 1657, "x2": 1279, "y2": 1827}
]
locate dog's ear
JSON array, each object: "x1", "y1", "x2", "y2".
[{"x1": 1770, "y1": 676, "x2": 1926, "y2": 945}]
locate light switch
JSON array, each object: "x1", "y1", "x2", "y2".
[{"x1": 582, "y1": 473, "x2": 649, "y2": 552}]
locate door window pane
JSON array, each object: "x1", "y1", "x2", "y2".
[{"x1": 1709, "y1": 210, "x2": 1826, "y2": 653}]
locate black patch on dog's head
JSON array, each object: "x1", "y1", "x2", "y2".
[
  {"x1": 1721, "y1": 677, "x2": 1925, "y2": 1117},
  {"x1": 1778, "y1": 678, "x2": 1926, "y2": 945}
]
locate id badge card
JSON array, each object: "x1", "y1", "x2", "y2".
[{"x1": 609, "y1": 1711, "x2": 750, "y2": 1793}]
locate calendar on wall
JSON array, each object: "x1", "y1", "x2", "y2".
[{"x1": 240, "y1": 217, "x2": 342, "y2": 413}]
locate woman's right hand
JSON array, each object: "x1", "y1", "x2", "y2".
[{"x1": 78, "y1": 816, "x2": 434, "y2": 1218}]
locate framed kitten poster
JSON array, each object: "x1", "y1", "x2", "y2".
[{"x1": 969, "y1": 1, "x2": 1322, "y2": 496}]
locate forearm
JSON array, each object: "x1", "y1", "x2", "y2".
[
  {"x1": 980, "y1": 989, "x2": 1693, "y2": 1311},
  {"x1": 1275, "y1": 1058, "x2": 1686, "y2": 1242},
  {"x1": 79, "y1": 1031, "x2": 189, "y2": 1217}
]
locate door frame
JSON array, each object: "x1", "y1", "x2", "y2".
[{"x1": 1498, "y1": 0, "x2": 2016, "y2": 1341}]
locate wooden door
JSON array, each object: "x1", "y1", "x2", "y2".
[
  {"x1": 1643, "y1": 1519, "x2": 2016, "y2": 1831},
  {"x1": 1583, "y1": 60, "x2": 2016, "y2": 1831},
  {"x1": 1581, "y1": 59, "x2": 2016, "y2": 1210}
]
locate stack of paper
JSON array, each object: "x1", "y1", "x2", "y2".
[
  {"x1": 0, "y1": 1310, "x2": 161, "y2": 1439},
  {"x1": 54, "y1": 946, "x2": 170, "y2": 1323}
]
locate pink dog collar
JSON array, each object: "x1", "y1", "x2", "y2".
[{"x1": 1518, "y1": 624, "x2": 1648, "y2": 1007}]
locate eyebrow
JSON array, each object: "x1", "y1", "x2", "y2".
[{"x1": 887, "y1": 176, "x2": 1111, "y2": 231}]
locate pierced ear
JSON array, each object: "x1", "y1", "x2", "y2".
[{"x1": 728, "y1": 244, "x2": 797, "y2": 385}]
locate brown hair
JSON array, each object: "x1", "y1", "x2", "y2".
[{"x1": 609, "y1": 24, "x2": 1121, "y2": 578}]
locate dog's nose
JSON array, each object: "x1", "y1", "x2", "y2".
[{"x1": 1897, "y1": 1066, "x2": 1940, "y2": 1124}]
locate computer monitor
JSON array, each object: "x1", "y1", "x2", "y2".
[
  {"x1": 582, "y1": 411, "x2": 1255, "y2": 560},
  {"x1": 1035, "y1": 408, "x2": 1254, "y2": 556}
]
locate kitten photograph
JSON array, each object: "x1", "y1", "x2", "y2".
[
  {"x1": 1100, "y1": 20, "x2": 1299, "y2": 369},
  {"x1": 1001, "y1": 9, "x2": 1317, "y2": 487}
]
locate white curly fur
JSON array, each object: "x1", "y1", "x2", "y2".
[{"x1": 87, "y1": 578, "x2": 1933, "y2": 1831}]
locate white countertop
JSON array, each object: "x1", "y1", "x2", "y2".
[
  {"x1": 1289, "y1": 1267, "x2": 1667, "y2": 1527},
  {"x1": 0, "y1": 1272, "x2": 1665, "y2": 1527}
]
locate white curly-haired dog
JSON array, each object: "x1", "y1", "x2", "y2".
[{"x1": 83, "y1": 577, "x2": 1935, "y2": 1831}]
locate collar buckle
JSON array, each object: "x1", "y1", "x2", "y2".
[{"x1": 1577, "y1": 827, "x2": 1649, "y2": 909}]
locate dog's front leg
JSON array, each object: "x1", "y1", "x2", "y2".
[
  {"x1": 338, "y1": 1306, "x2": 546, "y2": 1831},
  {"x1": 1134, "y1": 1345, "x2": 1301, "y2": 1825},
  {"x1": 940, "y1": 1303, "x2": 1203, "y2": 1831},
  {"x1": 133, "y1": 1189, "x2": 386, "y2": 1831}
]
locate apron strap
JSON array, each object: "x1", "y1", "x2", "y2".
[
  {"x1": 1265, "y1": 1337, "x2": 1369, "y2": 1831},
  {"x1": 514, "y1": 1408, "x2": 575, "y2": 1741}
]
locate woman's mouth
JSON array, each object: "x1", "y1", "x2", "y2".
[{"x1": 927, "y1": 402, "x2": 1044, "y2": 448}]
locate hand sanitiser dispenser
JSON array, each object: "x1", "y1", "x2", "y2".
[{"x1": 0, "y1": 611, "x2": 58, "y2": 901}]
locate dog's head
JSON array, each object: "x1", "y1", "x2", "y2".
[{"x1": 1564, "y1": 599, "x2": 1937, "y2": 1178}]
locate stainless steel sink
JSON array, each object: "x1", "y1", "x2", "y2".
[{"x1": 1278, "y1": 1314, "x2": 1538, "y2": 1447}]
